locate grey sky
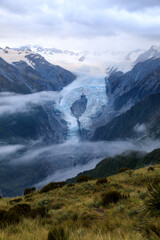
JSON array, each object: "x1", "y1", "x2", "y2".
[{"x1": 0, "y1": 0, "x2": 160, "y2": 51}]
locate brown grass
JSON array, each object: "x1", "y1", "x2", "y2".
[{"x1": 0, "y1": 164, "x2": 159, "y2": 239}]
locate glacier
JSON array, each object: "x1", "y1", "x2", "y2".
[{"x1": 54, "y1": 72, "x2": 108, "y2": 140}]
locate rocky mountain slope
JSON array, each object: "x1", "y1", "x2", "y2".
[
  {"x1": 0, "y1": 49, "x2": 77, "y2": 144},
  {"x1": 0, "y1": 47, "x2": 76, "y2": 92},
  {"x1": 0, "y1": 57, "x2": 32, "y2": 94},
  {"x1": 93, "y1": 94, "x2": 160, "y2": 141},
  {"x1": 93, "y1": 51, "x2": 160, "y2": 140}
]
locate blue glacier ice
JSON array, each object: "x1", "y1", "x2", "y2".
[{"x1": 54, "y1": 72, "x2": 108, "y2": 140}]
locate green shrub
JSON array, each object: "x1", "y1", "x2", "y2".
[
  {"x1": 67, "y1": 183, "x2": 74, "y2": 187},
  {"x1": 4, "y1": 203, "x2": 31, "y2": 225},
  {"x1": 37, "y1": 199, "x2": 52, "y2": 207},
  {"x1": 40, "y1": 182, "x2": 66, "y2": 193},
  {"x1": 77, "y1": 175, "x2": 91, "y2": 183},
  {"x1": 128, "y1": 171, "x2": 133, "y2": 177},
  {"x1": 8, "y1": 204, "x2": 31, "y2": 218},
  {"x1": 0, "y1": 203, "x2": 47, "y2": 227},
  {"x1": 24, "y1": 187, "x2": 36, "y2": 195},
  {"x1": 4, "y1": 209, "x2": 20, "y2": 225},
  {"x1": 52, "y1": 203, "x2": 64, "y2": 210},
  {"x1": 96, "y1": 178, "x2": 108, "y2": 185},
  {"x1": 30, "y1": 207, "x2": 46, "y2": 218},
  {"x1": 0, "y1": 204, "x2": 31, "y2": 226},
  {"x1": 128, "y1": 209, "x2": 139, "y2": 217},
  {"x1": 48, "y1": 226, "x2": 69, "y2": 240},
  {"x1": 0, "y1": 210, "x2": 7, "y2": 226},
  {"x1": 118, "y1": 168, "x2": 130, "y2": 173},
  {"x1": 101, "y1": 191, "x2": 129, "y2": 206},
  {"x1": 139, "y1": 191, "x2": 148, "y2": 200},
  {"x1": 1, "y1": 204, "x2": 30, "y2": 225},
  {"x1": 0, "y1": 209, "x2": 7, "y2": 219},
  {"x1": 145, "y1": 181, "x2": 160, "y2": 215},
  {"x1": 148, "y1": 166, "x2": 154, "y2": 172}
]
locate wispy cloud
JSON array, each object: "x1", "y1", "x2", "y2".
[
  {"x1": 0, "y1": 144, "x2": 24, "y2": 159},
  {"x1": 0, "y1": 91, "x2": 59, "y2": 115}
]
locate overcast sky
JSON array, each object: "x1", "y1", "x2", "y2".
[{"x1": 0, "y1": 0, "x2": 160, "y2": 51}]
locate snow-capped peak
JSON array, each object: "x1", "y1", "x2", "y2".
[
  {"x1": 1, "y1": 44, "x2": 160, "y2": 78},
  {"x1": 0, "y1": 47, "x2": 34, "y2": 68},
  {"x1": 134, "y1": 45, "x2": 160, "y2": 64}
]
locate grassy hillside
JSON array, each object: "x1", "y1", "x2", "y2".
[
  {"x1": 0, "y1": 164, "x2": 160, "y2": 239},
  {"x1": 68, "y1": 149, "x2": 160, "y2": 183}
]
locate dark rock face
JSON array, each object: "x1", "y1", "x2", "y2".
[
  {"x1": 0, "y1": 57, "x2": 31, "y2": 94},
  {"x1": 93, "y1": 58, "x2": 160, "y2": 141},
  {"x1": 0, "y1": 53, "x2": 77, "y2": 143},
  {"x1": 108, "y1": 58, "x2": 160, "y2": 112},
  {"x1": 93, "y1": 94, "x2": 160, "y2": 140},
  {"x1": 0, "y1": 50, "x2": 76, "y2": 93},
  {"x1": 70, "y1": 94, "x2": 88, "y2": 119},
  {"x1": 106, "y1": 71, "x2": 123, "y2": 95},
  {"x1": 0, "y1": 54, "x2": 76, "y2": 94},
  {"x1": 0, "y1": 106, "x2": 68, "y2": 144},
  {"x1": 25, "y1": 53, "x2": 76, "y2": 91}
]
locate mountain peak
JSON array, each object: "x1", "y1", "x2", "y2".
[{"x1": 150, "y1": 45, "x2": 160, "y2": 51}]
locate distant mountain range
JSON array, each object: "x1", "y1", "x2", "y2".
[
  {"x1": 12, "y1": 45, "x2": 160, "y2": 75},
  {"x1": 0, "y1": 44, "x2": 160, "y2": 196},
  {"x1": 2, "y1": 45, "x2": 145, "y2": 75},
  {"x1": 1, "y1": 45, "x2": 160, "y2": 142}
]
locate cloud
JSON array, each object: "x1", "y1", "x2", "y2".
[
  {"x1": 134, "y1": 124, "x2": 147, "y2": 133},
  {"x1": 0, "y1": 0, "x2": 59, "y2": 14},
  {"x1": 11, "y1": 139, "x2": 139, "y2": 164},
  {"x1": 1, "y1": 132, "x2": 160, "y2": 189},
  {"x1": 0, "y1": 144, "x2": 24, "y2": 159},
  {"x1": 16, "y1": 137, "x2": 160, "y2": 188},
  {"x1": 35, "y1": 156, "x2": 103, "y2": 188},
  {"x1": 7, "y1": 137, "x2": 160, "y2": 166},
  {"x1": 0, "y1": 0, "x2": 160, "y2": 50},
  {"x1": 96, "y1": 0, "x2": 160, "y2": 11},
  {"x1": 0, "y1": 91, "x2": 59, "y2": 116}
]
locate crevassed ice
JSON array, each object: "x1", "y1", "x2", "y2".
[{"x1": 55, "y1": 73, "x2": 108, "y2": 140}]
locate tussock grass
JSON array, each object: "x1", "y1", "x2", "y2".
[{"x1": 0, "y1": 164, "x2": 160, "y2": 239}]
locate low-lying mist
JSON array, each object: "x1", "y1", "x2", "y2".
[
  {"x1": 1, "y1": 137, "x2": 160, "y2": 191},
  {"x1": 0, "y1": 90, "x2": 160, "y2": 196},
  {"x1": 0, "y1": 91, "x2": 59, "y2": 116},
  {"x1": 34, "y1": 138, "x2": 160, "y2": 187}
]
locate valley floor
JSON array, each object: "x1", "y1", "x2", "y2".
[{"x1": 0, "y1": 164, "x2": 160, "y2": 240}]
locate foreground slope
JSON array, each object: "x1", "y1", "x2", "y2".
[{"x1": 0, "y1": 162, "x2": 160, "y2": 240}]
